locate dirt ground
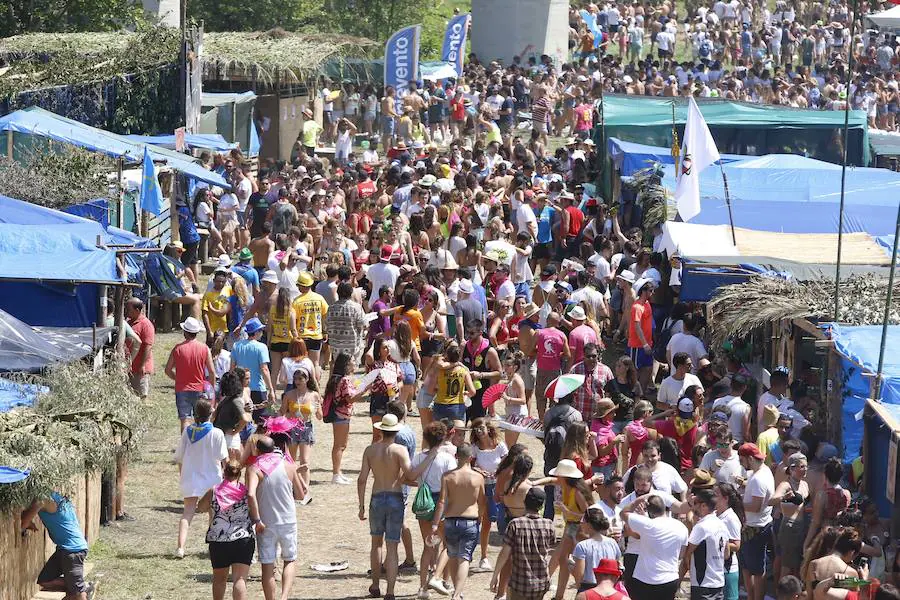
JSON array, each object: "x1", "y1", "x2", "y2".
[{"x1": 89, "y1": 330, "x2": 551, "y2": 600}]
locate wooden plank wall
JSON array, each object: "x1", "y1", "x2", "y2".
[{"x1": 0, "y1": 471, "x2": 101, "y2": 600}]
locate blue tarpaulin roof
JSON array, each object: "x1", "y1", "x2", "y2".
[
  {"x1": 608, "y1": 137, "x2": 748, "y2": 176},
  {"x1": 0, "y1": 378, "x2": 46, "y2": 412},
  {"x1": 0, "y1": 107, "x2": 230, "y2": 189},
  {"x1": 825, "y1": 323, "x2": 900, "y2": 406},
  {"x1": 660, "y1": 154, "x2": 900, "y2": 235},
  {"x1": 0, "y1": 224, "x2": 122, "y2": 284},
  {"x1": 125, "y1": 133, "x2": 238, "y2": 152}
]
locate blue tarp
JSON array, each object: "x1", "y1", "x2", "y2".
[
  {"x1": 125, "y1": 133, "x2": 238, "y2": 152},
  {"x1": 63, "y1": 198, "x2": 109, "y2": 228},
  {"x1": 0, "y1": 107, "x2": 230, "y2": 189},
  {"x1": 0, "y1": 224, "x2": 121, "y2": 284},
  {"x1": 0, "y1": 378, "x2": 46, "y2": 412},
  {"x1": 608, "y1": 137, "x2": 748, "y2": 176},
  {"x1": 660, "y1": 154, "x2": 900, "y2": 235}
]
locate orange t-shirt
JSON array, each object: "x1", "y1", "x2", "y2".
[
  {"x1": 628, "y1": 299, "x2": 653, "y2": 349},
  {"x1": 394, "y1": 309, "x2": 425, "y2": 350}
]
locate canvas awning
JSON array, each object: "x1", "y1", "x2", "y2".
[
  {"x1": 0, "y1": 107, "x2": 230, "y2": 189},
  {"x1": 867, "y1": 4, "x2": 900, "y2": 29}
]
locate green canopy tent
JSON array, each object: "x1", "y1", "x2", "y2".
[{"x1": 596, "y1": 95, "x2": 869, "y2": 166}]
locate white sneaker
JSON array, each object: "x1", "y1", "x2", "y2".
[
  {"x1": 298, "y1": 495, "x2": 313, "y2": 506},
  {"x1": 417, "y1": 589, "x2": 431, "y2": 600},
  {"x1": 478, "y1": 557, "x2": 492, "y2": 571},
  {"x1": 331, "y1": 474, "x2": 352, "y2": 485},
  {"x1": 175, "y1": 547, "x2": 185, "y2": 559},
  {"x1": 428, "y1": 577, "x2": 452, "y2": 596}
]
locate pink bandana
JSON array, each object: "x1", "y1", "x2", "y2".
[{"x1": 213, "y1": 480, "x2": 247, "y2": 512}]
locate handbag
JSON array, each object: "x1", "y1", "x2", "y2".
[{"x1": 412, "y1": 460, "x2": 436, "y2": 519}]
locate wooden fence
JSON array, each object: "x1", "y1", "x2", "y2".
[{"x1": 0, "y1": 471, "x2": 101, "y2": 600}]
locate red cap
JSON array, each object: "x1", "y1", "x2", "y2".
[
  {"x1": 738, "y1": 443, "x2": 765, "y2": 460},
  {"x1": 593, "y1": 558, "x2": 622, "y2": 578},
  {"x1": 380, "y1": 245, "x2": 394, "y2": 261}
]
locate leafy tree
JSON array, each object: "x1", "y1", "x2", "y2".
[{"x1": 0, "y1": 0, "x2": 142, "y2": 37}]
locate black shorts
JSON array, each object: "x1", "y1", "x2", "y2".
[
  {"x1": 182, "y1": 241, "x2": 200, "y2": 266},
  {"x1": 303, "y1": 338, "x2": 323, "y2": 351},
  {"x1": 533, "y1": 242, "x2": 553, "y2": 260},
  {"x1": 38, "y1": 548, "x2": 87, "y2": 594},
  {"x1": 658, "y1": 48, "x2": 671, "y2": 59},
  {"x1": 303, "y1": 145, "x2": 316, "y2": 157},
  {"x1": 270, "y1": 342, "x2": 290, "y2": 353},
  {"x1": 420, "y1": 337, "x2": 444, "y2": 357},
  {"x1": 209, "y1": 537, "x2": 255, "y2": 569},
  {"x1": 370, "y1": 393, "x2": 390, "y2": 417}
]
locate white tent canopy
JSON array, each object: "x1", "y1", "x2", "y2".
[
  {"x1": 867, "y1": 5, "x2": 900, "y2": 29},
  {"x1": 659, "y1": 222, "x2": 740, "y2": 258}
]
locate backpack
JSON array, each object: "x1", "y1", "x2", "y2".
[
  {"x1": 543, "y1": 406, "x2": 577, "y2": 472},
  {"x1": 699, "y1": 39, "x2": 713, "y2": 58},
  {"x1": 652, "y1": 317, "x2": 676, "y2": 363}
]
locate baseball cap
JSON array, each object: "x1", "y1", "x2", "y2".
[
  {"x1": 238, "y1": 247, "x2": 253, "y2": 261},
  {"x1": 677, "y1": 397, "x2": 695, "y2": 419},
  {"x1": 738, "y1": 443, "x2": 765, "y2": 461},
  {"x1": 380, "y1": 245, "x2": 394, "y2": 261}
]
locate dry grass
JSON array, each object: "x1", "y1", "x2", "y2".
[{"x1": 88, "y1": 331, "x2": 548, "y2": 600}]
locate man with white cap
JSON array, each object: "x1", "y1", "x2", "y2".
[
  {"x1": 358, "y1": 414, "x2": 439, "y2": 600},
  {"x1": 454, "y1": 278, "x2": 485, "y2": 345},
  {"x1": 165, "y1": 317, "x2": 216, "y2": 431},
  {"x1": 231, "y1": 317, "x2": 275, "y2": 419},
  {"x1": 567, "y1": 305, "x2": 599, "y2": 365}
]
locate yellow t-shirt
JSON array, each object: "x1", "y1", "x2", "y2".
[
  {"x1": 292, "y1": 291, "x2": 328, "y2": 340},
  {"x1": 757, "y1": 428, "x2": 780, "y2": 466},
  {"x1": 435, "y1": 365, "x2": 467, "y2": 406},
  {"x1": 202, "y1": 286, "x2": 231, "y2": 333},
  {"x1": 301, "y1": 120, "x2": 322, "y2": 148},
  {"x1": 267, "y1": 305, "x2": 293, "y2": 344}
]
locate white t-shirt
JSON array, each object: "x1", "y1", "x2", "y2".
[
  {"x1": 366, "y1": 262, "x2": 401, "y2": 308},
  {"x1": 620, "y1": 489, "x2": 677, "y2": 555},
  {"x1": 589, "y1": 253, "x2": 612, "y2": 282},
  {"x1": 713, "y1": 395, "x2": 752, "y2": 443},
  {"x1": 516, "y1": 203, "x2": 537, "y2": 237},
  {"x1": 718, "y1": 507, "x2": 742, "y2": 574},
  {"x1": 412, "y1": 451, "x2": 458, "y2": 493},
  {"x1": 511, "y1": 245, "x2": 534, "y2": 285},
  {"x1": 321, "y1": 87, "x2": 333, "y2": 112},
  {"x1": 743, "y1": 465, "x2": 775, "y2": 527},
  {"x1": 473, "y1": 442, "x2": 508, "y2": 479},
  {"x1": 666, "y1": 332, "x2": 707, "y2": 373},
  {"x1": 699, "y1": 449, "x2": 746, "y2": 485},
  {"x1": 688, "y1": 512, "x2": 729, "y2": 588},
  {"x1": 657, "y1": 373, "x2": 703, "y2": 407},
  {"x1": 496, "y1": 279, "x2": 516, "y2": 305},
  {"x1": 235, "y1": 178, "x2": 252, "y2": 212},
  {"x1": 175, "y1": 426, "x2": 228, "y2": 498},
  {"x1": 628, "y1": 513, "x2": 688, "y2": 585}
]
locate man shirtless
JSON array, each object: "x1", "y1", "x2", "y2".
[
  {"x1": 432, "y1": 443, "x2": 487, "y2": 600},
  {"x1": 381, "y1": 86, "x2": 399, "y2": 153},
  {"x1": 249, "y1": 221, "x2": 275, "y2": 277},
  {"x1": 358, "y1": 414, "x2": 438, "y2": 600}
]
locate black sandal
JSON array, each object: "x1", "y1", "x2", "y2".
[{"x1": 368, "y1": 584, "x2": 381, "y2": 598}]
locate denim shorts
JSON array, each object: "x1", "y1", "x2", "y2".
[
  {"x1": 369, "y1": 491, "x2": 405, "y2": 543},
  {"x1": 416, "y1": 388, "x2": 435, "y2": 410},
  {"x1": 443, "y1": 517, "x2": 479, "y2": 561},
  {"x1": 175, "y1": 391, "x2": 203, "y2": 420},
  {"x1": 485, "y1": 482, "x2": 500, "y2": 523},
  {"x1": 399, "y1": 361, "x2": 416, "y2": 385},
  {"x1": 432, "y1": 402, "x2": 466, "y2": 422}
]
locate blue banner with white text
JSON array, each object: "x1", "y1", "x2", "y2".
[
  {"x1": 384, "y1": 24, "x2": 421, "y2": 93},
  {"x1": 441, "y1": 14, "x2": 471, "y2": 77}
]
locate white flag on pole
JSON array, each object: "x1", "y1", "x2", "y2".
[{"x1": 674, "y1": 97, "x2": 721, "y2": 221}]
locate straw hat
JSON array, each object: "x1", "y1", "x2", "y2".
[
  {"x1": 297, "y1": 272, "x2": 314, "y2": 288},
  {"x1": 594, "y1": 398, "x2": 617, "y2": 419},
  {"x1": 548, "y1": 459, "x2": 584, "y2": 479},
  {"x1": 762, "y1": 404, "x2": 780, "y2": 429},
  {"x1": 690, "y1": 469, "x2": 716, "y2": 489},
  {"x1": 522, "y1": 302, "x2": 541, "y2": 320},
  {"x1": 374, "y1": 414, "x2": 404, "y2": 432}
]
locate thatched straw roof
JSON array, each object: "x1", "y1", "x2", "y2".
[
  {"x1": 706, "y1": 273, "x2": 900, "y2": 343},
  {"x1": 203, "y1": 29, "x2": 377, "y2": 84},
  {"x1": 0, "y1": 27, "x2": 375, "y2": 96}
]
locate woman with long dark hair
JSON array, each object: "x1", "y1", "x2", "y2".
[
  {"x1": 321, "y1": 352, "x2": 366, "y2": 484},
  {"x1": 715, "y1": 482, "x2": 745, "y2": 600}
]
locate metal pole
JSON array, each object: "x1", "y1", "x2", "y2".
[
  {"x1": 874, "y1": 201, "x2": 900, "y2": 401},
  {"x1": 719, "y1": 162, "x2": 737, "y2": 246},
  {"x1": 833, "y1": 0, "x2": 859, "y2": 322},
  {"x1": 116, "y1": 157, "x2": 124, "y2": 230}
]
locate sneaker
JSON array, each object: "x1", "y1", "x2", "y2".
[
  {"x1": 478, "y1": 557, "x2": 492, "y2": 571},
  {"x1": 408, "y1": 408, "x2": 420, "y2": 417},
  {"x1": 416, "y1": 589, "x2": 430, "y2": 600},
  {"x1": 175, "y1": 547, "x2": 185, "y2": 559},
  {"x1": 85, "y1": 581, "x2": 96, "y2": 600},
  {"x1": 115, "y1": 512, "x2": 137, "y2": 522},
  {"x1": 299, "y1": 495, "x2": 313, "y2": 506},
  {"x1": 428, "y1": 577, "x2": 452, "y2": 596},
  {"x1": 332, "y1": 473, "x2": 352, "y2": 485}
]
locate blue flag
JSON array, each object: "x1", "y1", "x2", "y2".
[
  {"x1": 441, "y1": 14, "x2": 471, "y2": 77},
  {"x1": 140, "y1": 146, "x2": 164, "y2": 216},
  {"x1": 384, "y1": 24, "x2": 421, "y2": 93}
]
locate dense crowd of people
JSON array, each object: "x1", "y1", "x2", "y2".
[{"x1": 27, "y1": 4, "x2": 900, "y2": 600}]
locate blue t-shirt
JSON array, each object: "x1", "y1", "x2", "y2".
[
  {"x1": 40, "y1": 492, "x2": 89, "y2": 552},
  {"x1": 231, "y1": 339, "x2": 270, "y2": 392},
  {"x1": 536, "y1": 205, "x2": 556, "y2": 244},
  {"x1": 231, "y1": 263, "x2": 260, "y2": 291},
  {"x1": 395, "y1": 425, "x2": 416, "y2": 460}
]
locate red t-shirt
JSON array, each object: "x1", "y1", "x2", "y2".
[
  {"x1": 127, "y1": 315, "x2": 155, "y2": 375},
  {"x1": 628, "y1": 299, "x2": 653, "y2": 349},
  {"x1": 171, "y1": 339, "x2": 208, "y2": 392},
  {"x1": 655, "y1": 419, "x2": 698, "y2": 472},
  {"x1": 450, "y1": 97, "x2": 466, "y2": 121},
  {"x1": 566, "y1": 206, "x2": 584, "y2": 238}
]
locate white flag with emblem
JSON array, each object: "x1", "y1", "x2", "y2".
[{"x1": 674, "y1": 97, "x2": 720, "y2": 221}]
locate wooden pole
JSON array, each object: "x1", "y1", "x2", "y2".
[{"x1": 114, "y1": 284, "x2": 126, "y2": 359}]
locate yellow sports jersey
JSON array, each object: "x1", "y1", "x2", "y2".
[
  {"x1": 202, "y1": 286, "x2": 231, "y2": 333},
  {"x1": 435, "y1": 365, "x2": 467, "y2": 406},
  {"x1": 267, "y1": 306, "x2": 293, "y2": 344},
  {"x1": 291, "y1": 291, "x2": 328, "y2": 340}
]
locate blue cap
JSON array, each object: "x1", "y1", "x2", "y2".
[{"x1": 244, "y1": 318, "x2": 265, "y2": 335}]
